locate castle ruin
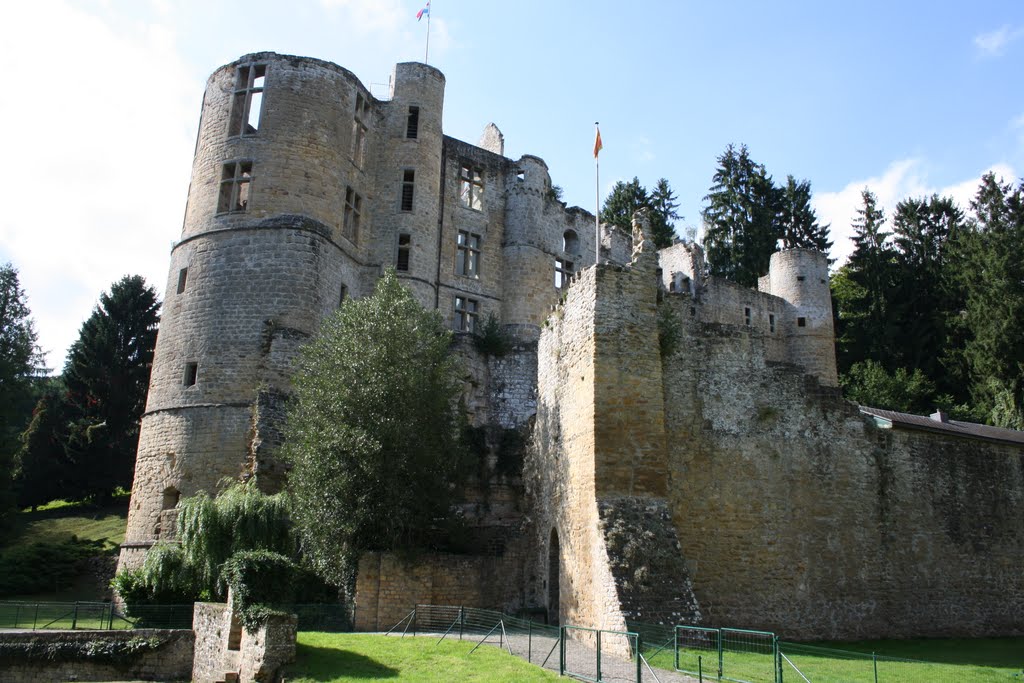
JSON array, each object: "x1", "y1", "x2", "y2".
[{"x1": 120, "y1": 53, "x2": 1024, "y2": 640}]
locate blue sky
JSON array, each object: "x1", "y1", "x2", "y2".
[{"x1": 1, "y1": 0, "x2": 1022, "y2": 369}]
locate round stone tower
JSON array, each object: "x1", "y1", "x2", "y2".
[
  {"x1": 764, "y1": 248, "x2": 838, "y2": 386},
  {"x1": 119, "y1": 52, "x2": 387, "y2": 569}
]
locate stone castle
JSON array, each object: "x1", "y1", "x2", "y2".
[{"x1": 119, "y1": 52, "x2": 1024, "y2": 640}]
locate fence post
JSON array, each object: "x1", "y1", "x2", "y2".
[
  {"x1": 873, "y1": 652, "x2": 878, "y2": 683},
  {"x1": 528, "y1": 620, "x2": 533, "y2": 662},
  {"x1": 413, "y1": 607, "x2": 417, "y2": 637},
  {"x1": 718, "y1": 628, "x2": 724, "y2": 679},
  {"x1": 698, "y1": 655, "x2": 703, "y2": 682},
  {"x1": 33, "y1": 604, "x2": 39, "y2": 630},
  {"x1": 774, "y1": 635, "x2": 781, "y2": 683},
  {"x1": 559, "y1": 627, "x2": 566, "y2": 675},
  {"x1": 636, "y1": 635, "x2": 642, "y2": 683},
  {"x1": 596, "y1": 630, "x2": 602, "y2": 682},
  {"x1": 459, "y1": 606, "x2": 464, "y2": 641},
  {"x1": 71, "y1": 602, "x2": 79, "y2": 630}
]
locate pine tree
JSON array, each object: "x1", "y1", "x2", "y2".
[
  {"x1": 16, "y1": 382, "x2": 70, "y2": 510},
  {"x1": 649, "y1": 178, "x2": 681, "y2": 249},
  {"x1": 779, "y1": 175, "x2": 832, "y2": 254},
  {"x1": 61, "y1": 276, "x2": 160, "y2": 501},
  {"x1": 842, "y1": 189, "x2": 896, "y2": 366},
  {"x1": 0, "y1": 264, "x2": 42, "y2": 530},
  {"x1": 701, "y1": 144, "x2": 783, "y2": 287},
  {"x1": 601, "y1": 177, "x2": 650, "y2": 231}
]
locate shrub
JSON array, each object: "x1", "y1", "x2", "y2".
[
  {"x1": 222, "y1": 550, "x2": 296, "y2": 630},
  {"x1": 0, "y1": 537, "x2": 104, "y2": 596}
]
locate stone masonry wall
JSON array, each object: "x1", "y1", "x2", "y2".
[
  {"x1": 192, "y1": 601, "x2": 297, "y2": 683},
  {"x1": 0, "y1": 629, "x2": 193, "y2": 683},
  {"x1": 659, "y1": 292, "x2": 1024, "y2": 639}
]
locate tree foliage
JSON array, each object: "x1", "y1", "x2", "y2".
[
  {"x1": 701, "y1": 144, "x2": 784, "y2": 287},
  {"x1": 779, "y1": 175, "x2": 832, "y2": 253},
  {"x1": 602, "y1": 177, "x2": 680, "y2": 248},
  {"x1": 0, "y1": 264, "x2": 42, "y2": 531},
  {"x1": 17, "y1": 276, "x2": 159, "y2": 505},
  {"x1": 284, "y1": 270, "x2": 469, "y2": 587}
]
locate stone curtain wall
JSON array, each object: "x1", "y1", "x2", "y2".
[
  {"x1": 354, "y1": 552, "x2": 526, "y2": 631},
  {"x1": 0, "y1": 629, "x2": 193, "y2": 683},
  {"x1": 659, "y1": 291, "x2": 1024, "y2": 639}
]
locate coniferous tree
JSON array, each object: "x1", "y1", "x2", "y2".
[
  {"x1": 57, "y1": 276, "x2": 160, "y2": 501},
  {"x1": 955, "y1": 174, "x2": 1024, "y2": 427},
  {"x1": 779, "y1": 175, "x2": 832, "y2": 254},
  {"x1": 16, "y1": 382, "x2": 70, "y2": 510},
  {"x1": 0, "y1": 264, "x2": 42, "y2": 530},
  {"x1": 649, "y1": 178, "x2": 681, "y2": 248},
  {"x1": 701, "y1": 144, "x2": 784, "y2": 287},
  {"x1": 601, "y1": 177, "x2": 650, "y2": 231}
]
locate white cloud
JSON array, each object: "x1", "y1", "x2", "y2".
[
  {"x1": 973, "y1": 25, "x2": 1024, "y2": 57},
  {"x1": 813, "y1": 159, "x2": 1017, "y2": 267},
  {"x1": 0, "y1": 2, "x2": 197, "y2": 370}
]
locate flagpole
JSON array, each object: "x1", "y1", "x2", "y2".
[
  {"x1": 594, "y1": 122, "x2": 600, "y2": 266},
  {"x1": 425, "y1": 7, "x2": 431, "y2": 63}
]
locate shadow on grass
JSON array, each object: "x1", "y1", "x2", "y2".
[
  {"x1": 289, "y1": 643, "x2": 400, "y2": 680},
  {"x1": 796, "y1": 637, "x2": 1024, "y2": 669}
]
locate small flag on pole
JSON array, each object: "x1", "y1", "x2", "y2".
[
  {"x1": 417, "y1": 2, "x2": 430, "y2": 20},
  {"x1": 593, "y1": 125, "x2": 603, "y2": 158}
]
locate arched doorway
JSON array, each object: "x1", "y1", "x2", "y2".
[{"x1": 548, "y1": 528, "x2": 560, "y2": 625}]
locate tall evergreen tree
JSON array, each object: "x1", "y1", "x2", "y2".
[
  {"x1": 16, "y1": 381, "x2": 70, "y2": 510},
  {"x1": 955, "y1": 174, "x2": 1024, "y2": 427},
  {"x1": 649, "y1": 178, "x2": 681, "y2": 248},
  {"x1": 701, "y1": 144, "x2": 783, "y2": 287},
  {"x1": 601, "y1": 177, "x2": 650, "y2": 231},
  {"x1": 779, "y1": 175, "x2": 832, "y2": 254},
  {"x1": 59, "y1": 276, "x2": 160, "y2": 501},
  {"x1": 0, "y1": 264, "x2": 42, "y2": 530}
]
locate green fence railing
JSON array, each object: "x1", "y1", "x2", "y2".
[{"x1": 0, "y1": 601, "x2": 194, "y2": 630}]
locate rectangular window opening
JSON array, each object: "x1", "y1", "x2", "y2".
[
  {"x1": 184, "y1": 362, "x2": 198, "y2": 387},
  {"x1": 343, "y1": 186, "x2": 362, "y2": 243},
  {"x1": 406, "y1": 106, "x2": 420, "y2": 139},
  {"x1": 396, "y1": 233, "x2": 411, "y2": 271},
  {"x1": 456, "y1": 230, "x2": 481, "y2": 278},
  {"x1": 555, "y1": 258, "x2": 574, "y2": 289},
  {"x1": 796, "y1": 275, "x2": 806, "y2": 282},
  {"x1": 744, "y1": 307, "x2": 751, "y2": 326},
  {"x1": 769, "y1": 313, "x2": 776, "y2": 333},
  {"x1": 401, "y1": 170, "x2": 415, "y2": 211},
  {"x1": 176, "y1": 268, "x2": 188, "y2": 294},
  {"x1": 217, "y1": 161, "x2": 253, "y2": 214},
  {"x1": 338, "y1": 284, "x2": 348, "y2": 307},
  {"x1": 228, "y1": 64, "x2": 266, "y2": 136},
  {"x1": 454, "y1": 296, "x2": 478, "y2": 333},
  {"x1": 460, "y1": 165, "x2": 484, "y2": 211},
  {"x1": 352, "y1": 93, "x2": 369, "y2": 168},
  {"x1": 797, "y1": 317, "x2": 807, "y2": 328}
]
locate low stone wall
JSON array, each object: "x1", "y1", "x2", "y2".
[
  {"x1": 192, "y1": 601, "x2": 297, "y2": 683},
  {"x1": 0, "y1": 628, "x2": 193, "y2": 683}
]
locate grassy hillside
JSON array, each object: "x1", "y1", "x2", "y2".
[{"x1": 0, "y1": 496, "x2": 129, "y2": 601}]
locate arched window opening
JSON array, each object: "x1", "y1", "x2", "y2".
[
  {"x1": 563, "y1": 230, "x2": 579, "y2": 255},
  {"x1": 161, "y1": 487, "x2": 180, "y2": 510}
]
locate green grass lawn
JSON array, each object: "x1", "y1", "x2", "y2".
[
  {"x1": 0, "y1": 496, "x2": 129, "y2": 601},
  {"x1": 286, "y1": 632, "x2": 560, "y2": 682},
  {"x1": 647, "y1": 636, "x2": 1024, "y2": 683}
]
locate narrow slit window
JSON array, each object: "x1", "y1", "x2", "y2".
[
  {"x1": 456, "y1": 230, "x2": 481, "y2": 278},
  {"x1": 797, "y1": 317, "x2": 807, "y2": 328},
  {"x1": 555, "y1": 258, "x2": 573, "y2": 289},
  {"x1": 396, "y1": 233, "x2": 411, "y2": 271},
  {"x1": 769, "y1": 313, "x2": 776, "y2": 333},
  {"x1": 744, "y1": 307, "x2": 751, "y2": 326},
  {"x1": 176, "y1": 268, "x2": 188, "y2": 294},
  {"x1": 228, "y1": 64, "x2": 266, "y2": 136},
  {"x1": 343, "y1": 186, "x2": 362, "y2": 243},
  {"x1": 351, "y1": 93, "x2": 369, "y2": 168},
  {"x1": 338, "y1": 284, "x2": 348, "y2": 307},
  {"x1": 217, "y1": 161, "x2": 253, "y2": 214},
  {"x1": 796, "y1": 275, "x2": 806, "y2": 282},
  {"x1": 401, "y1": 170, "x2": 415, "y2": 211},
  {"x1": 459, "y1": 165, "x2": 484, "y2": 211},
  {"x1": 406, "y1": 106, "x2": 420, "y2": 139},
  {"x1": 184, "y1": 362, "x2": 198, "y2": 387},
  {"x1": 454, "y1": 296, "x2": 478, "y2": 333}
]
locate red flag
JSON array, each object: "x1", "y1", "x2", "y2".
[{"x1": 593, "y1": 126, "x2": 603, "y2": 158}]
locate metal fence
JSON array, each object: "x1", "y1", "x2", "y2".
[{"x1": 0, "y1": 601, "x2": 194, "y2": 630}]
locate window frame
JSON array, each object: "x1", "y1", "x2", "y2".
[
  {"x1": 459, "y1": 165, "x2": 484, "y2": 211},
  {"x1": 406, "y1": 105, "x2": 420, "y2": 139},
  {"x1": 456, "y1": 230, "x2": 482, "y2": 278},
  {"x1": 351, "y1": 92, "x2": 370, "y2": 168},
  {"x1": 555, "y1": 257, "x2": 574, "y2": 289},
  {"x1": 228, "y1": 64, "x2": 266, "y2": 137},
  {"x1": 454, "y1": 296, "x2": 479, "y2": 333},
  {"x1": 400, "y1": 169, "x2": 415, "y2": 212},
  {"x1": 217, "y1": 160, "x2": 254, "y2": 214},
  {"x1": 343, "y1": 186, "x2": 362, "y2": 244},
  {"x1": 396, "y1": 233, "x2": 412, "y2": 271}
]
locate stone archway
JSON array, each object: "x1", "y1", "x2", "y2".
[{"x1": 548, "y1": 528, "x2": 560, "y2": 625}]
